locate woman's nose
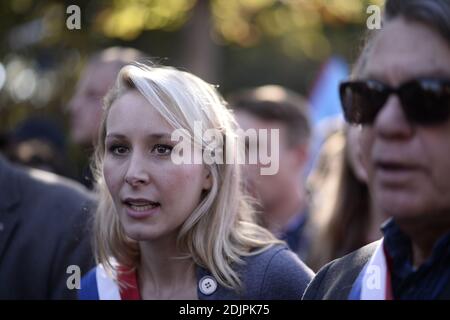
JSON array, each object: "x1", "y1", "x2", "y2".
[{"x1": 124, "y1": 153, "x2": 151, "y2": 187}]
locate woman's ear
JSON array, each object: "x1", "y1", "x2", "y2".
[{"x1": 203, "y1": 167, "x2": 213, "y2": 190}]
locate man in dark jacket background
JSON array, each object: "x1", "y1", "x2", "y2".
[{"x1": 0, "y1": 155, "x2": 94, "y2": 299}]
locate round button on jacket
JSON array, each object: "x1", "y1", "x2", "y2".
[{"x1": 198, "y1": 276, "x2": 217, "y2": 295}]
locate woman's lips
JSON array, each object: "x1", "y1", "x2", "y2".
[{"x1": 122, "y1": 199, "x2": 160, "y2": 219}]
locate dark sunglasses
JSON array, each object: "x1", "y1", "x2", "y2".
[{"x1": 339, "y1": 78, "x2": 450, "y2": 125}]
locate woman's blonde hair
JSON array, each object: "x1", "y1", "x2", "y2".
[{"x1": 91, "y1": 63, "x2": 281, "y2": 291}]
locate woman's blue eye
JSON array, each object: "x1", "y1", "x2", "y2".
[{"x1": 153, "y1": 144, "x2": 173, "y2": 155}]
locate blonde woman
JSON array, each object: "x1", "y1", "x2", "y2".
[{"x1": 78, "y1": 63, "x2": 313, "y2": 300}]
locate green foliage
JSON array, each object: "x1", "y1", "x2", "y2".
[{"x1": 0, "y1": 0, "x2": 381, "y2": 132}]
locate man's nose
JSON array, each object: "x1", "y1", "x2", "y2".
[{"x1": 373, "y1": 95, "x2": 414, "y2": 140}]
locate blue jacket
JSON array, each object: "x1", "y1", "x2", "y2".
[{"x1": 79, "y1": 244, "x2": 314, "y2": 300}]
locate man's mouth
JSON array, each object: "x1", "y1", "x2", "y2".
[
  {"x1": 373, "y1": 159, "x2": 423, "y2": 186},
  {"x1": 375, "y1": 161, "x2": 419, "y2": 172}
]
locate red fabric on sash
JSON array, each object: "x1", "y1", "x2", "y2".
[{"x1": 117, "y1": 267, "x2": 141, "y2": 300}]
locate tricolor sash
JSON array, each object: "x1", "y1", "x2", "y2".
[
  {"x1": 348, "y1": 239, "x2": 393, "y2": 300},
  {"x1": 80, "y1": 264, "x2": 141, "y2": 300},
  {"x1": 96, "y1": 264, "x2": 121, "y2": 300}
]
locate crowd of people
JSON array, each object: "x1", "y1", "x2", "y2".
[{"x1": 0, "y1": 0, "x2": 449, "y2": 300}]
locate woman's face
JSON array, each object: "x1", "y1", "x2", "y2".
[{"x1": 103, "y1": 90, "x2": 212, "y2": 242}]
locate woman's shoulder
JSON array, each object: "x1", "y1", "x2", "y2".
[{"x1": 241, "y1": 244, "x2": 315, "y2": 299}]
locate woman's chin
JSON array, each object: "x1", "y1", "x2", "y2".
[{"x1": 122, "y1": 225, "x2": 158, "y2": 242}]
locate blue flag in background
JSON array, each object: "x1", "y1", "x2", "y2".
[
  {"x1": 309, "y1": 56, "x2": 349, "y2": 125},
  {"x1": 305, "y1": 56, "x2": 349, "y2": 177}
]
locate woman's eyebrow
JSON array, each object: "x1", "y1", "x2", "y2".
[
  {"x1": 146, "y1": 133, "x2": 172, "y2": 140},
  {"x1": 105, "y1": 133, "x2": 172, "y2": 140},
  {"x1": 105, "y1": 133, "x2": 126, "y2": 139}
]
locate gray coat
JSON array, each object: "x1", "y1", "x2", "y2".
[
  {"x1": 0, "y1": 156, "x2": 95, "y2": 299},
  {"x1": 302, "y1": 241, "x2": 450, "y2": 300},
  {"x1": 302, "y1": 242, "x2": 378, "y2": 300},
  {"x1": 198, "y1": 244, "x2": 314, "y2": 300}
]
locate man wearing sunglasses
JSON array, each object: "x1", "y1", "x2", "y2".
[{"x1": 303, "y1": 0, "x2": 450, "y2": 300}]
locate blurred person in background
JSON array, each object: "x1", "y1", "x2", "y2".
[
  {"x1": 4, "y1": 116, "x2": 74, "y2": 177},
  {"x1": 228, "y1": 85, "x2": 313, "y2": 261},
  {"x1": 67, "y1": 47, "x2": 146, "y2": 188},
  {"x1": 304, "y1": 0, "x2": 450, "y2": 299},
  {"x1": 306, "y1": 125, "x2": 385, "y2": 272},
  {"x1": 306, "y1": 34, "x2": 385, "y2": 272}
]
